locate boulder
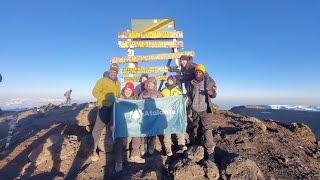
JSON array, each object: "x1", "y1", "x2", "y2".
[
  {"x1": 220, "y1": 154, "x2": 264, "y2": 180},
  {"x1": 130, "y1": 170, "x2": 162, "y2": 180},
  {"x1": 240, "y1": 117, "x2": 267, "y2": 132},
  {"x1": 171, "y1": 159, "x2": 205, "y2": 180},
  {"x1": 202, "y1": 160, "x2": 220, "y2": 180},
  {"x1": 290, "y1": 122, "x2": 316, "y2": 143},
  {"x1": 185, "y1": 145, "x2": 205, "y2": 163}
]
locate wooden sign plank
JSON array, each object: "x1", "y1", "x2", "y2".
[
  {"x1": 118, "y1": 31, "x2": 183, "y2": 39},
  {"x1": 121, "y1": 75, "x2": 181, "y2": 83},
  {"x1": 121, "y1": 66, "x2": 180, "y2": 74},
  {"x1": 111, "y1": 51, "x2": 194, "y2": 64},
  {"x1": 131, "y1": 19, "x2": 175, "y2": 32},
  {"x1": 118, "y1": 41, "x2": 183, "y2": 49}
]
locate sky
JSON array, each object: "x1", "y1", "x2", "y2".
[{"x1": 1, "y1": 0, "x2": 320, "y2": 110}]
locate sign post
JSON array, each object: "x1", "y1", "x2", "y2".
[{"x1": 111, "y1": 19, "x2": 195, "y2": 90}]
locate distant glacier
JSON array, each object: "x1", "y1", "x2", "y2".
[{"x1": 268, "y1": 105, "x2": 320, "y2": 112}]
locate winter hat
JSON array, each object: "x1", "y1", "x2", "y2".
[
  {"x1": 139, "y1": 73, "x2": 149, "y2": 82},
  {"x1": 180, "y1": 55, "x2": 192, "y2": 62},
  {"x1": 167, "y1": 75, "x2": 176, "y2": 85},
  {"x1": 110, "y1": 63, "x2": 119, "y2": 72},
  {"x1": 146, "y1": 77, "x2": 157, "y2": 87},
  {"x1": 195, "y1": 64, "x2": 206, "y2": 74},
  {"x1": 123, "y1": 82, "x2": 134, "y2": 92}
]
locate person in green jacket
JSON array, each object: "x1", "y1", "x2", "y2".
[
  {"x1": 90, "y1": 63, "x2": 121, "y2": 162},
  {"x1": 161, "y1": 76, "x2": 187, "y2": 156}
]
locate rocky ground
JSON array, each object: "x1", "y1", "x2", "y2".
[
  {"x1": 230, "y1": 105, "x2": 320, "y2": 140},
  {"x1": 0, "y1": 103, "x2": 319, "y2": 180}
]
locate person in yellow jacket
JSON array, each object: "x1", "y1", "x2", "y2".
[
  {"x1": 161, "y1": 76, "x2": 187, "y2": 156},
  {"x1": 90, "y1": 63, "x2": 121, "y2": 162}
]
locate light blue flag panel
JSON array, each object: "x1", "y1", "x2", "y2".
[{"x1": 113, "y1": 95, "x2": 187, "y2": 138}]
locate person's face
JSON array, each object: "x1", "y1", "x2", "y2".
[
  {"x1": 124, "y1": 88, "x2": 133, "y2": 98},
  {"x1": 141, "y1": 77, "x2": 147, "y2": 83},
  {"x1": 181, "y1": 59, "x2": 188, "y2": 67},
  {"x1": 109, "y1": 70, "x2": 118, "y2": 78},
  {"x1": 147, "y1": 82, "x2": 155, "y2": 90},
  {"x1": 195, "y1": 70, "x2": 204, "y2": 81},
  {"x1": 168, "y1": 79, "x2": 174, "y2": 85}
]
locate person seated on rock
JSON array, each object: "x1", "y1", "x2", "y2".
[
  {"x1": 185, "y1": 64, "x2": 217, "y2": 162},
  {"x1": 91, "y1": 63, "x2": 120, "y2": 162},
  {"x1": 161, "y1": 76, "x2": 187, "y2": 156},
  {"x1": 111, "y1": 82, "x2": 145, "y2": 173},
  {"x1": 138, "y1": 77, "x2": 163, "y2": 155}
]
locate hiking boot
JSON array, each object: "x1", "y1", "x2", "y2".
[
  {"x1": 179, "y1": 145, "x2": 188, "y2": 151},
  {"x1": 115, "y1": 162, "x2": 123, "y2": 172},
  {"x1": 128, "y1": 156, "x2": 145, "y2": 164},
  {"x1": 90, "y1": 152, "x2": 99, "y2": 162},
  {"x1": 166, "y1": 150, "x2": 173, "y2": 156}
]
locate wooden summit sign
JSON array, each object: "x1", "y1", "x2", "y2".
[
  {"x1": 131, "y1": 19, "x2": 175, "y2": 32},
  {"x1": 121, "y1": 75, "x2": 181, "y2": 83},
  {"x1": 121, "y1": 66, "x2": 180, "y2": 74},
  {"x1": 111, "y1": 51, "x2": 194, "y2": 64},
  {"x1": 113, "y1": 19, "x2": 195, "y2": 90},
  {"x1": 118, "y1": 31, "x2": 183, "y2": 39},
  {"x1": 118, "y1": 41, "x2": 183, "y2": 49}
]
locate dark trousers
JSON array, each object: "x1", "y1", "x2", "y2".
[
  {"x1": 66, "y1": 98, "x2": 71, "y2": 104},
  {"x1": 115, "y1": 137, "x2": 141, "y2": 163},
  {"x1": 191, "y1": 111, "x2": 215, "y2": 154},
  {"x1": 92, "y1": 106, "x2": 112, "y2": 152}
]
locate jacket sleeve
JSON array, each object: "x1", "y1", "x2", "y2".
[
  {"x1": 176, "y1": 87, "x2": 183, "y2": 95},
  {"x1": 116, "y1": 81, "x2": 121, "y2": 98},
  {"x1": 134, "y1": 85, "x2": 140, "y2": 98},
  {"x1": 205, "y1": 75, "x2": 217, "y2": 98},
  {"x1": 92, "y1": 79, "x2": 106, "y2": 100}
]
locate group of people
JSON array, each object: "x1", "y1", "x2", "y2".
[{"x1": 91, "y1": 55, "x2": 217, "y2": 172}]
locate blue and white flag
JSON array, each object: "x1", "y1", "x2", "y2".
[{"x1": 113, "y1": 95, "x2": 187, "y2": 138}]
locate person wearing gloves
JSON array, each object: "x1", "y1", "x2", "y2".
[
  {"x1": 90, "y1": 63, "x2": 120, "y2": 162},
  {"x1": 186, "y1": 64, "x2": 217, "y2": 162},
  {"x1": 161, "y1": 76, "x2": 187, "y2": 156}
]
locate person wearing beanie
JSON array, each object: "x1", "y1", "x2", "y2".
[
  {"x1": 134, "y1": 73, "x2": 149, "y2": 98},
  {"x1": 91, "y1": 63, "x2": 121, "y2": 162},
  {"x1": 186, "y1": 64, "x2": 217, "y2": 163},
  {"x1": 133, "y1": 73, "x2": 150, "y2": 155},
  {"x1": 111, "y1": 82, "x2": 145, "y2": 172},
  {"x1": 179, "y1": 55, "x2": 218, "y2": 90},
  {"x1": 161, "y1": 76, "x2": 187, "y2": 156},
  {"x1": 138, "y1": 77, "x2": 163, "y2": 155},
  {"x1": 180, "y1": 55, "x2": 196, "y2": 90}
]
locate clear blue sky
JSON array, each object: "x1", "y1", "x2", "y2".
[{"x1": 1, "y1": 0, "x2": 320, "y2": 109}]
